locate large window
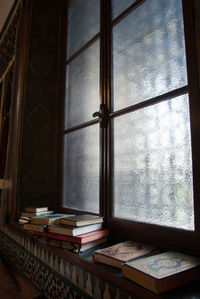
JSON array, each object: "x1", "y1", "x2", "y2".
[{"x1": 61, "y1": 0, "x2": 200, "y2": 251}]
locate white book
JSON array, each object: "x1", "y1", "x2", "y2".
[{"x1": 48, "y1": 223, "x2": 103, "y2": 236}]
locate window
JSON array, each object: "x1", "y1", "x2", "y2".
[{"x1": 61, "y1": 0, "x2": 200, "y2": 252}]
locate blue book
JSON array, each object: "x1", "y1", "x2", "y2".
[{"x1": 30, "y1": 213, "x2": 75, "y2": 225}]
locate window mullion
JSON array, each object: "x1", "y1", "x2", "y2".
[
  {"x1": 182, "y1": 0, "x2": 200, "y2": 232},
  {"x1": 99, "y1": 0, "x2": 112, "y2": 223}
]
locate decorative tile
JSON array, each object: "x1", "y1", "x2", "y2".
[
  {"x1": 85, "y1": 273, "x2": 93, "y2": 297},
  {"x1": 109, "y1": 283, "x2": 119, "y2": 299},
  {"x1": 93, "y1": 279, "x2": 102, "y2": 299},
  {"x1": 0, "y1": 229, "x2": 127, "y2": 299},
  {"x1": 31, "y1": 52, "x2": 54, "y2": 78},
  {"x1": 23, "y1": 167, "x2": 48, "y2": 198},
  {"x1": 27, "y1": 104, "x2": 51, "y2": 134},
  {"x1": 103, "y1": 283, "x2": 111, "y2": 299},
  {"x1": 34, "y1": 5, "x2": 56, "y2": 27}
]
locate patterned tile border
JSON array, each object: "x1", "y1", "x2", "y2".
[{"x1": 0, "y1": 226, "x2": 133, "y2": 299}]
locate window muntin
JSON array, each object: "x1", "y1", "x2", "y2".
[{"x1": 112, "y1": 0, "x2": 138, "y2": 20}]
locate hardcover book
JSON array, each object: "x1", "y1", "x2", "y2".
[
  {"x1": 122, "y1": 251, "x2": 200, "y2": 294},
  {"x1": 73, "y1": 237, "x2": 108, "y2": 253},
  {"x1": 30, "y1": 213, "x2": 74, "y2": 225},
  {"x1": 93, "y1": 240, "x2": 159, "y2": 269},
  {"x1": 21, "y1": 210, "x2": 54, "y2": 217},
  {"x1": 23, "y1": 223, "x2": 48, "y2": 233},
  {"x1": 25, "y1": 207, "x2": 48, "y2": 213},
  {"x1": 18, "y1": 218, "x2": 29, "y2": 224},
  {"x1": 34, "y1": 228, "x2": 109, "y2": 244},
  {"x1": 59, "y1": 214, "x2": 103, "y2": 227},
  {"x1": 48, "y1": 222, "x2": 103, "y2": 236},
  {"x1": 37, "y1": 236, "x2": 107, "y2": 253}
]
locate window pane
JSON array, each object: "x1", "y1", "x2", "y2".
[
  {"x1": 113, "y1": 0, "x2": 187, "y2": 111},
  {"x1": 63, "y1": 125, "x2": 99, "y2": 213},
  {"x1": 112, "y1": 0, "x2": 137, "y2": 20},
  {"x1": 68, "y1": 0, "x2": 100, "y2": 58},
  {"x1": 64, "y1": 40, "x2": 100, "y2": 129},
  {"x1": 113, "y1": 95, "x2": 194, "y2": 230}
]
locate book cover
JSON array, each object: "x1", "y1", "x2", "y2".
[
  {"x1": 33, "y1": 228, "x2": 109, "y2": 244},
  {"x1": 48, "y1": 223, "x2": 103, "y2": 236},
  {"x1": 25, "y1": 207, "x2": 48, "y2": 213},
  {"x1": 59, "y1": 214, "x2": 104, "y2": 227},
  {"x1": 30, "y1": 213, "x2": 75, "y2": 225},
  {"x1": 93, "y1": 240, "x2": 159, "y2": 269},
  {"x1": 122, "y1": 251, "x2": 200, "y2": 294}
]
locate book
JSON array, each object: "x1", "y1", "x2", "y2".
[
  {"x1": 33, "y1": 228, "x2": 109, "y2": 244},
  {"x1": 25, "y1": 207, "x2": 48, "y2": 213},
  {"x1": 21, "y1": 210, "x2": 54, "y2": 217},
  {"x1": 30, "y1": 213, "x2": 74, "y2": 225},
  {"x1": 59, "y1": 214, "x2": 103, "y2": 227},
  {"x1": 18, "y1": 218, "x2": 30, "y2": 224},
  {"x1": 23, "y1": 223, "x2": 48, "y2": 233},
  {"x1": 93, "y1": 240, "x2": 159, "y2": 269},
  {"x1": 48, "y1": 223, "x2": 103, "y2": 236},
  {"x1": 74, "y1": 237, "x2": 108, "y2": 253},
  {"x1": 122, "y1": 251, "x2": 200, "y2": 294},
  {"x1": 36, "y1": 236, "x2": 107, "y2": 253}
]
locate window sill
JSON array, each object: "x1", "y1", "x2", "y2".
[{"x1": 5, "y1": 221, "x2": 200, "y2": 299}]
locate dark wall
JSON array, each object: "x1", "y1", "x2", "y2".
[{"x1": 18, "y1": 0, "x2": 62, "y2": 211}]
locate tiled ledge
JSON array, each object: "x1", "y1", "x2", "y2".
[
  {"x1": 1, "y1": 223, "x2": 200, "y2": 299},
  {"x1": 0, "y1": 223, "x2": 158, "y2": 299}
]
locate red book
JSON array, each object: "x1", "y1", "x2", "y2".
[{"x1": 34, "y1": 228, "x2": 109, "y2": 244}]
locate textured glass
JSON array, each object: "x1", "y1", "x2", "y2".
[
  {"x1": 65, "y1": 40, "x2": 100, "y2": 129},
  {"x1": 112, "y1": 0, "x2": 137, "y2": 19},
  {"x1": 68, "y1": 0, "x2": 100, "y2": 58},
  {"x1": 113, "y1": 95, "x2": 194, "y2": 230},
  {"x1": 113, "y1": 0, "x2": 187, "y2": 111},
  {"x1": 63, "y1": 125, "x2": 99, "y2": 213}
]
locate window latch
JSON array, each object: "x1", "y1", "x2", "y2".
[{"x1": 92, "y1": 104, "x2": 109, "y2": 128}]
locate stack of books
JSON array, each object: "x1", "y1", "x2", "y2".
[
  {"x1": 45, "y1": 214, "x2": 107, "y2": 252},
  {"x1": 18, "y1": 206, "x2": 53, "y2": 224},
  {"x1": 23, "y1": 213, "x2": 74, "y2": 232},
  {"x1": 34, "y1": 228, "x2": 109, "y2": 253},
  {"x1": 22, "y1": 212, "x2": 108, "y2": 253}
]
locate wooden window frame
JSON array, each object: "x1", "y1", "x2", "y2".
[{"x1": 58, "y1": 0, "x2": 200, "y2": 255}]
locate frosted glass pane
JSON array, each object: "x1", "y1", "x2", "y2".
[
  {"x1": 63, "y1": 125, "x2": 99, "y2": 213},
  {"x1": 113, "y1": 0, "x2": 187, "y2": 111},
  {"x1": 112, "y1": 0, "x2": 137, "y2": 19},
  {"x1": 68, "y1": 0, "x2": 100, "y2": 58},
  {"x1": 113, "y1": 95, "x2": 194, "y2": 230},
  {"x1": 65, "y1": 40, "x2": 100, "y2": 129}
]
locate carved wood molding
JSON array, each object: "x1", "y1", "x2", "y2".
[{"x1": 0, "y1": 2, "x2": 21, "y2": 79}]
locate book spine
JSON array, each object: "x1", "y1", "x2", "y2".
[
  {"x1": 46, "y1": 232, "x2": 79, "y2": 243},
  {"x1": 24, "y1": 224, "x2": 46, "y2": 232}
]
